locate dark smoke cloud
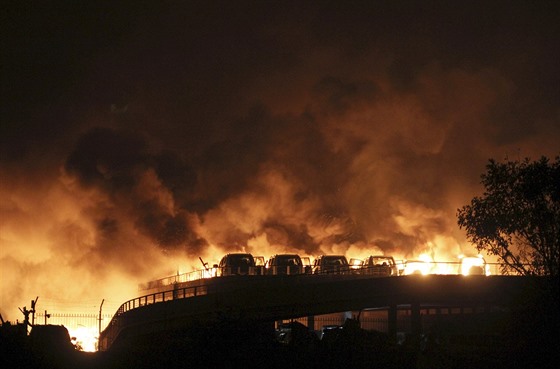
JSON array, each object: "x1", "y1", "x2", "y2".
[
  {"x1": 65, "y1": 127, "x2": 150, "y2": 190},
  {"x1": 2, "y1": 1, "x2": 560, "y2": 319},
  {"x1": 64, "y1": 127, "x2": 205, "y2": 253},
  {"x1": 261, "y1": 221, "x2": 318, "y2": 254}
]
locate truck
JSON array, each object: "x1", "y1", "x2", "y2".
[
  {"x1": 361, "y1": 255, "x2": 399, "y2": 276},
  {"x1": 313, "y1": 255, "x2": 350, "y2": 274},
  {"x1": 215, "y1": 253, "x2": 261, "y2": 276},
  {"x1": 266, "y1": 254, "x2": 305, "y2": 275}
]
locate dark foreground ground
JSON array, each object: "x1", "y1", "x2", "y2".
[
  {"x1": 3, "y1": 290, "x2": 559, "y2": 369},
  {"x1": 2, "y1": 315, "x2": 559, "y2": 369}
]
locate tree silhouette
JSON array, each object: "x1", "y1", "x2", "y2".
[{"x1": 457, "y1": 156, "x2": 560, "y2": 276}]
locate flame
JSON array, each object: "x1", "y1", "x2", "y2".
[
  {"x1": 349, "y1": 258, "x2": 363, "y2": 269},
  {"x1": 403, "y1": 260, "x2": 431, "y2": 275},
  {"x1": 459, "y1": 254, "x2": 488, "y2": 276},
  {"x1": 68, "y1": 325, "x2": 99, "y2": 352}
]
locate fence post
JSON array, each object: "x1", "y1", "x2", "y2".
[
  {"x1": 411, "y1": 302, "x2": 422, "y2": 351},
  {"x1": 388, "y1": 304, "x2": 397, "y2": 341}
]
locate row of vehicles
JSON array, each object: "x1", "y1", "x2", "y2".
[
  {"x1": 214, "y1": 253, "x2": 402, "y2": 277},
  {"x1": 213, "y1": 253, "x2": 489, "y2": 277}
]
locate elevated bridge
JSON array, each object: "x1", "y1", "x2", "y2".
[{"x1": 99, "y1": 273, "x2": 543, "y2": 351}]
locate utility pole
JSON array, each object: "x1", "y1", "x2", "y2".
[
  {"x1": 30, "y1": 296, "x2": 38, "y2": 327},
  {"x1": 98, "y1": 299, "x2": 105, "y2": 338}
]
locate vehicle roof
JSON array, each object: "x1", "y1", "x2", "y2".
[
  {"x1": 369, "y1": 255, "x2": 394, "y2": 258},
  {"x1": 318, "y1": 255, "x2": 348, "y2": 264},
  {"x1": 223, "y1": 253, "x2": 254, "y2": 260},
  {"x1": 271, "y1": 253, "x2": 301, "y2": 258}
]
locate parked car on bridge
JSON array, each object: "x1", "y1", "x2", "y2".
[
  {"x1": 215, "y1": 253, "x2": 260, "y2": 276},
  {"x1": 313, "y1": 255, "x2": 350, "y2": 274},
  {"x1": 267, "y1": 254, "x2": 304, "y2": 275},
  {"x1": 361, "y1": 255, "x2": 399, "y2": 276}
]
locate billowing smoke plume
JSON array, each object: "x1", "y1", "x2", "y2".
[{"x1": 1, "y1": 2, "x2": 559, "y2": 320}]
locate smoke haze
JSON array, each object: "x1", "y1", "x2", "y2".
[{"x1": 2, "y1": 1, "x2": 559, "y2": 320}]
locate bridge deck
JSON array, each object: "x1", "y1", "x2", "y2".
[{"x1": 99, "y1": 274, "x2": 542, "y2": 351}]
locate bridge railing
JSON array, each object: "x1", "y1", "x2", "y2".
[
  {"x1": 100, "y1": 283, "x2": 208, "y2": 350},
  {"x1": 138, "y1": 269, "x2": 216, "y2": 291},
  {"x1": 138, "y1": 261, "x2": 518, "y2": 292}
]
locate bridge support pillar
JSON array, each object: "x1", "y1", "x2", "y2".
[
  {"x1": 411, "y1": 302, "x2": 422, "y2": 342},
  {"x1": 307, "y1": 315, "x2": 314, "y2": 331},
  {"x1": 388, "y1": 304, "x2": 397, "y2": 340}
]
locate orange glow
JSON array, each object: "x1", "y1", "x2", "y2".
[
  {"x1": 2, "y1": 4, "x2": 557, "y2": 353},
  {"x1": 403, "y1": 260, "x2": 432, "y2": 275},
  {"x1": 68, "y1": 325, "x2": 98, "y2": 352},
  {"x1": 459, "y1": 254, "x2": 488, "y2": 276},
  {"x1": 0, "y1": 146, "x2": 492, "y2": 337},
  {"x1": 349, "y1": 258, "x2": 363, "y2": 269}
]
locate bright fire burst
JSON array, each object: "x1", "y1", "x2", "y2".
[
  {"x1": 68, "y1": 325, "x2": 99, "y2": 352},
  {"x1": 459, "y1": 254, "x2": 488, "y2": 276},
  {"x1": 399, "y1": 253, "x2": 433, "y2": 275}
]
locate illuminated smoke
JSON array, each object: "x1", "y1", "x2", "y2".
[
  {"x1": 1, "y1": 2, "x2": 559, "y2": 322},
  {"x1": 64, "y1": 127, "x2": 204, "y2": 253}
]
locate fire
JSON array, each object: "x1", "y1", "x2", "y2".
[
  {"x1": 68, "y1": 325, "x2": 99, "y2": 352},
  {"x1": 403, "y1": 261, "x2": 431, "y2": 275},
  {"x1": 459, "y1": 254, "x2": 488, "y2": 276},
  {"x1": 349, "y1": 258, "x2": 364, "y2": 269},
  {"x1": 153, "y1": 243, "x2": 494, "y2": 283}
]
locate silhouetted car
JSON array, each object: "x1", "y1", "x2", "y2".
[
  {"x1": 29, "y1": 325, "x2": 75, "y2": 358},
  {"x1": 313, "y1": 255, "x2": 350, "y2": 274},
  {"x1": 275, "y1": 324, "x2": 292, "y2": 345},
  {"x1": 267, "y1": 254, "x2": 304, "y2": 275},
  {"x1": 275, "y1": 321, "x2": 319, "y2": 346},
  {"x1": 319, "y1": 324, "x2": 343, "y2": 341},
  {"x1": 361, "y1": 255, "x2": 399, "y2": 276},
  {"x1": 216, "y1": 253, "x2": 257, "y2": 276}
]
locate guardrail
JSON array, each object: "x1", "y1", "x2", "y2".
[
  {"x1": 100, "y1": 283, "x2": 208, "y2": 350},
  {"x1": 139, "y1": 261, "x2": 514, "y2": 291},
  {"x1": 138, "y1": 269, "x2": 215, "y2": 291}
]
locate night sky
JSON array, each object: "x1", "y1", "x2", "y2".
[{"x1": 1, "y1": 1, "x2": 559, "y2": 320}]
